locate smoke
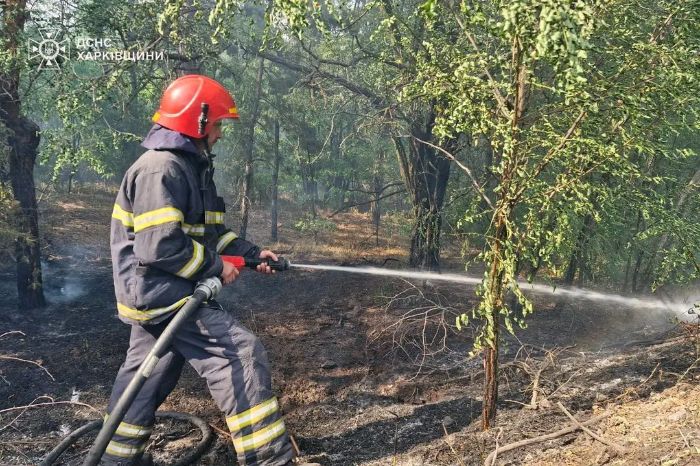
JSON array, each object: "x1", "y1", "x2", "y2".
[{"x1": 41, "y1": 259, "x2": 89, "y2": 304}]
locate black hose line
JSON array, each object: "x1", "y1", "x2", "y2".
[
  {"x1": 82, "y1": 278, "x2": 221, "y2": 465},
  {"x1": 159, "y1": 411, "x2": 214, "y2": 466},
  {"x1": 39, "y1": 411, "x2": 214, "y2": 466},
  {"x1": 40, "y1": 277, "x2": 224, "y2": 466},
  {"x1": 39, "y1": 420, "x2": 102, "y2": 466}
]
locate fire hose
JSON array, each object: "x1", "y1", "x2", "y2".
[{"x1": 40, "y1": 256, "x2": 290, "y2": 466}]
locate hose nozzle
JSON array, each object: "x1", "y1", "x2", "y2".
[{"x1": 222, "y1": 255, "x2": 290, "y2": 271}]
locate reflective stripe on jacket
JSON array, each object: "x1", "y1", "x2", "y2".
[{"x1": 110, "y1": 126, "x2": 259, "y2": 324}]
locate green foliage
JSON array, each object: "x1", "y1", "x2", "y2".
[
  {"x1": 293, "y1": 214, "x2": 336, "y2": 243},
  {"x1": 408, "y1": 0, "x2": 700, "y2": 351},
  {"x1": 383, "y1": 211, "x2": 414, "y2": 238},
  {"x1": 0, "y1": 186, "x2": 21, "y2": 256}
]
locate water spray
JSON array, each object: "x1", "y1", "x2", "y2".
[
  {"x1": 220, "y1": 255, "x2": 689, "y2": 317},
  {"x1": 282, "y1": 260, "x2": 688, "y2": 316}
]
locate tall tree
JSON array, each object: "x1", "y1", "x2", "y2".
[
  {"x1": 270, "y1": 116, "x2": 281, "y2": 241},
  {"x1": 1, "y1": 0, "x2": 45, "y2": 309},
  {"x1": 414, "y1": 0, "x2": 700, "y2": 427},
  {"x1": 240, "y1": 57, "x2": 265, "y2": 239}
]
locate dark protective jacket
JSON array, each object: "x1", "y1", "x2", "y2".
[{"x1": 110, "y1": 125, "x2": 260, "y2": 324}]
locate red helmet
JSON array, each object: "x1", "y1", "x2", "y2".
[{"x1": 151, "y1": 74, "x2": 239, "y2": 138}]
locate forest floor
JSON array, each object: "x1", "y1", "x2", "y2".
[{"x1": 0, "y1": 184, "x2": 698, "y2": 466}]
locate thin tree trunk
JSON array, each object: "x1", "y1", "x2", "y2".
[
  {"x1": 1, "y1": 1, "x2": 46, "y2": 309},
  {"x1": 300, "y1": 153, "x2": 318, "y2": 218},
  {"x1": 632, "y1": 250, "x2": 645, "y2": 292},
  {"x1": 371, "y1": 150, "x2": 384, "y2": 246},
  {"x1": 67, "y1": 133, "x2": 80, "y2": 194},
  {"x1": 482, "y1": 43, "x2": 529, "y2": 430},
  {"x1": 331, "y1": 124, "x2": 346, "y2": 212},
  {"x1": 483, "y1": 339, "x2": 498, "y2": 428},
  {"x1": 336, "y1": 178, "x2": 349, "y2": 211},
  {"x1": 564, "y1": 214, "x2": 594, "y2": 285},
  {"x1": 240, "y1": 58, "x2": 265, "y2": 239},
  {"x1": 270, "y1": 118, "x2": 280, "y2": 241},
  {"x1": 623, "y1": 210, "x2": 643, "y2": 292},
  {"x1": 482, "y1": 215, "x2": 507, "y2": 429}
]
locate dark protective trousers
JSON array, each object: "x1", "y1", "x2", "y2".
[{"x1": 100, "y1": 302, "x2": 294, "y2": 465}]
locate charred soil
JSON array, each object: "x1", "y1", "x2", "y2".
[{"x1": 0, "y1": 186, "x2": 697, "y2": 465}]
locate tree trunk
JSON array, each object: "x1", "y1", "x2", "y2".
[
  {"x1": 271, "y1": 118, "x2": 280, "y2": 241},
  {"x1": 482, "y1": 215, "x2": 507, "y2": 429},
  {"x1": 335, "y1": 178, "x2": 349, "y2": 212},
  {"x1": 330, "y1": 124, "x2": 346, "y2": 211},
  {"x1": 631, "y1": 249, "x2": 645, "y2": 292},
  {"x1": 1, "y1": 0, "x2": 46, "y2": 309},
  {"x1": 371, "y1": 150, "x2": 385, "y2": 246},
  {"x1": 300, "y1": 157, "x2": 318, "y2": 218},
  {"x1": 623, "y1": 211, "x2": 644, "y2": 292},
  {"x1": 239, "y1": 58, "x2": 265, "y2": 239},
  {"x1": 9, "y1": 120, "x2": 44, "y2": 309},
  {"x1": 564, "y1": 214, "x2": 594, "y2": 285},
  {"x1": 482, "y1": 340, "x2": 498, "y2": 429},
  {"x1": 393, "y1": 112, "x2": 451, "y2": 271},
  {"x1": 67, "y1": 170, "x2": 74, "y2": 194}
]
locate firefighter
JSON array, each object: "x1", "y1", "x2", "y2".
[{"x1": 105, "y1": 75, "x2": 304, "y2": 465}]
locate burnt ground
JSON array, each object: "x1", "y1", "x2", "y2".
[{"x1": 0, "y1": 186, "x2": 698, "y2": 465}]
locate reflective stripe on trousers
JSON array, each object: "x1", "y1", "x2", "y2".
[{"x1": 100, "y1": 302, "x2": 294, "y2": 466}]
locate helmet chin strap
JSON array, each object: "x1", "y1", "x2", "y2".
[{"x1": 201, "y1": 137, "x2": 214, "y2": 158}]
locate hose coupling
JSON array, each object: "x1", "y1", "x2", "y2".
[{"x1": 196, "y1": 277, "x2": 222, "y2": 300}]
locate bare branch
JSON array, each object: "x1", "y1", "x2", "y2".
[
  {"x1": 328, "y1": 189, "x2": 406, "y2": 217},
  {"x1": 257, "y1": 50, "x2": 385, "y2": 108},
  {"x1": 299, "y1": 40, "x2": 362, "y2": 68},
  {"x1": 0, "y1": 399, "x2": 102, "y2": 417},
  {"x1": 410, "y1": 135, "x2": 495, "y2": 210},
  {"x1": 557, "y1": 402, "x2": 628, "y2": 454},
  {"x1": 0, "y1": 355, "x2": 55, "y2": 381},
  {"x1": 483, "y1": 411, "x2": 613, "y2": 465},
  {"x1": 344, "y1": 180, "x2": 404, "y2": 195},
  {"x1": 0, "y1": 397, "x2": 102, "y2": 433},
  {"x1": 352, "y1": 35, "x2": 410, "y2": 70},
  {"x1": 0, "y1": 331, "x2": 25, "y2": 339}
]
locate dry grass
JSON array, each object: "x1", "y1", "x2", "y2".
[
  {"x1": 226, "y1": 201, "x2": 413, "y2": 265},
  {"x1": 529, "y1": 382, "x2": 700, "y2": 466},
  {"x1": 39, "y1": 183, "x2": 116, "y2": 262},
  {"x1": 38, "y1": 183, "x2": 418, "y2": 266},
  {"x1": 35, "y1": 182, "x2": 480, "y2": 272}
]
